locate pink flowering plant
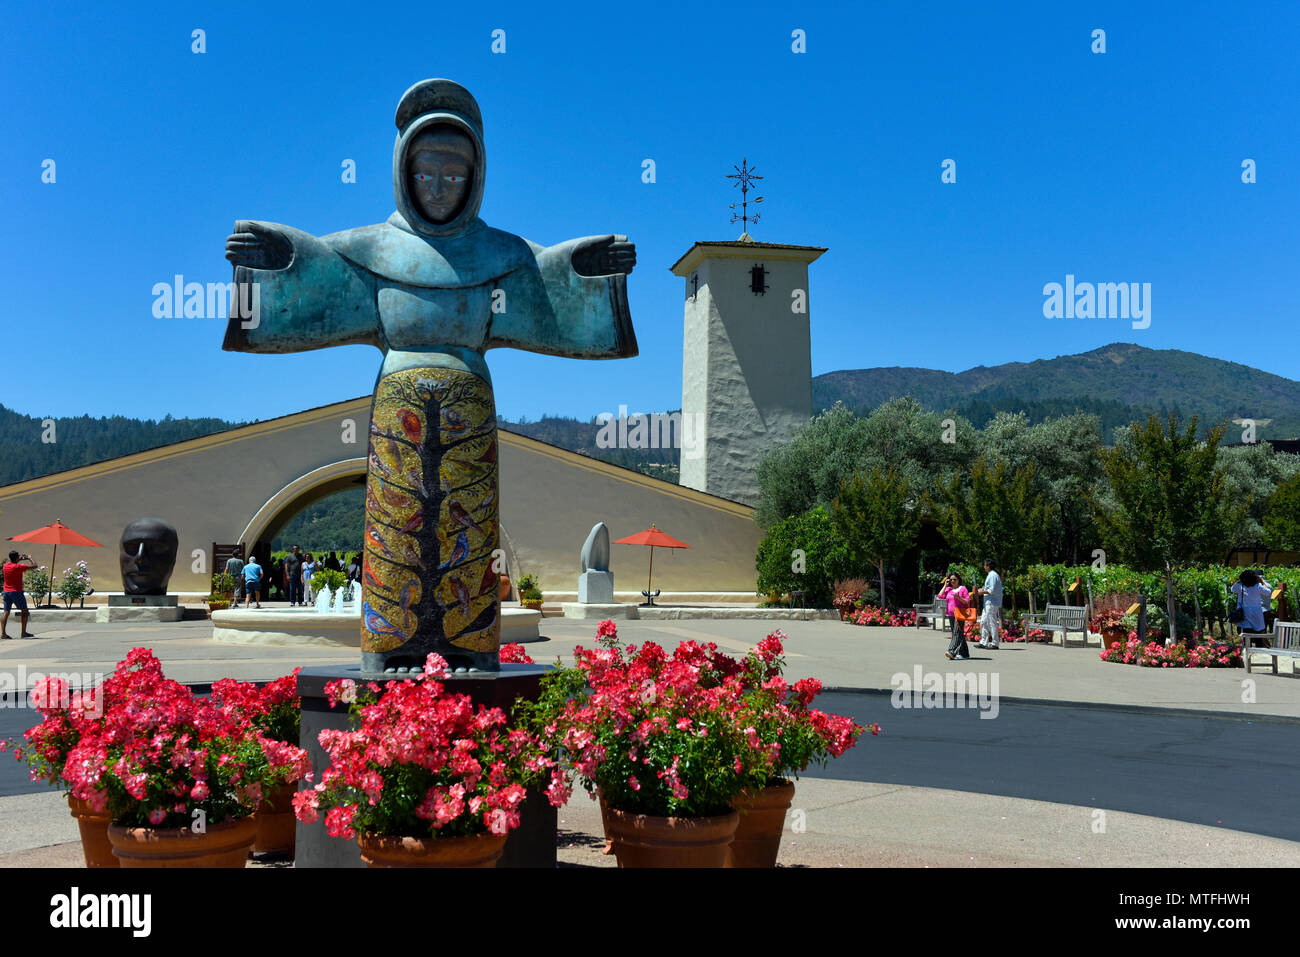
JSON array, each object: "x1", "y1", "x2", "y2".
[
  {"x1": 847, "y1": 606, "x2": 917, "y2": 627},
  {"x1": 520, "y1": 622, "x2": 870, "y2": 818},
  {"x1": 210, "y1": 669, "x2": 305, "y2": 788},
  {"x1": 293, "y1": 653, "x2": 564, "y2": 841},
  {"x1": 20, "y1": 648, "x2": 310, "y2": 828},
  {"x1": 733, "y1": 631, "x2": 875, "y2": 786},
  {"x1": 1100, "y1": 634, "x2": 1242, "y2": 668}
]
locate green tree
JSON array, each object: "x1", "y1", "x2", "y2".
[
  {"x1": 830, "y1": 468, "x2": 919, "y2": 608},
  {"x1": 935, "y1": 457, "x2": 1050, "y2": 600},
  {"x1": 1262, "y1": 472, "x2": 1300, "y2": 550},
  {"x1": 1095, "y1": 413, "x2": 1242, "y2": 643},
  {"x1": 754, "y1": 506, "x2": 850, "y2": 608}
]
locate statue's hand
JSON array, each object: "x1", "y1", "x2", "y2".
[
  {"x1": 572, "y1": 234, "x2": 636, "y2": 277},
  {"x1": 225, "y1": 220, "x2": 293, "y2": 271}
]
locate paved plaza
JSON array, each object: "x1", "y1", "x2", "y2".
[{"x1": 2, "y1": 608, "x2": 1297, "y2": 867}]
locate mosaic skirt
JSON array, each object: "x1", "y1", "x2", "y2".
[{"x1": 360, "y1": 366, "x2": 499, "y2": 672}]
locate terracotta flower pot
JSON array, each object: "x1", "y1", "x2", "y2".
[
  {"x1": 108, "y1": 816, "x2": 258, "y2": 868},
  {"x1": 603, "y1": 806, "x2": 739, "y2": 868},
  {"x1": 357, "y1": 832, "x2": 508, "y2": 868},
  {"x1": 499, "y1": 575, "x2": 512, "y2": 601},
  {"x1": 68, "y1": 795, "x2": 118, "y2": 868},
  {"x1": 729, "y1": 779, "x2": 796, "y2": 868},
  {"x1": 253, "y1": 781, "x2": 298, "y2": 855}
]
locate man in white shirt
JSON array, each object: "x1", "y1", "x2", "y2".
[{"x1": 976, "y1": 558, "x2": 1003, "y2": 649}]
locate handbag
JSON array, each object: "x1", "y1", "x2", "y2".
[
  {"x1": 954, "y1": 605, "x2": 977, "y2": 622},
  {"x1": 1228, "y1": 587, "x2": 1245, "y2": 624}
]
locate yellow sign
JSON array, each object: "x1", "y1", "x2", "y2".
[
  {"x1": 1125, "y1": 602, "x2": 1141, "y2": 616},
  {"x1": 1273, "y1": 588, "x2": 1284, "y2": 600},
  {"x1": 1068, "y1": 581, "x2": 1079, "y2": 592}
]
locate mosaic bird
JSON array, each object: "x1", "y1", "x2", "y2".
[
  {"x1": 479, "y1": 564, "x2": 499, "y2": 597},
  {"x1": 396, "y1": 580, "x2": 416, "y2": 616},
  {"x1": 476, "y1": 441, "x2": 497, "y2": 464},
  {"x1": 398, "y1": 409, "x2": 422, "y2": 445},
  {"x1": 397, "y1": 542, "x2": 427, "y2": 571},
  {"x1": 447, "y1": 500, "x2": 484, "y2": 534},
  {"x1": 442, "y1": 408, "x2": 470, "y2": 433},
  {"x1": 398, "y1": 509, "x2": 423, "y2": 535},
  {"x1": 381, "y1": 485, "x2": 417, "y2": 510},
  {"x1": 366, "y1": 525, "x2": 398, "y2": 561},
  {"x1": 364, "y1": 602, "x2": 407, "y2": 640},
  {"x1": 448, "y1": 576, "x2": 471, "y2": 616},
  {"x1": 440, "y1": 531, "x2": 469, "y2": 570},
  {"x1": 363, "y1": 565, "x2": 388, "y2": 592},
  {"x1": 368, "y1": 451, "x2": 396, "y2": 480},
  {"x1": 366, "y1": 488, "x2": 394, "y2": 521},
  {"x1": 405, "y1": 467, "x2": 429, "y2": 497},
  {"x1": 479, "y1": 487, "x2": 496, "y2": 509}
]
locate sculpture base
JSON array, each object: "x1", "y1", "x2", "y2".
[
  {"x1": 577, "y1": 571, "x2": 615, "y2": 604},
  {"x1": 97, "y1": 595, "x2": 182, "y2": 622},
  {"x1": 294, "y1": 663, "x2": 557, "y2": 868}
]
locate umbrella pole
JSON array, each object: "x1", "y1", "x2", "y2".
[
  {"x1": 48, "y1": 543, "x2": 57, "y2": 608},
  {"x1": 647, "y1": 545, "x2": 655, "y2": 605}
]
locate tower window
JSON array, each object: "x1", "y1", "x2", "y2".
[{"x1": 750, "y1": 264, "x2": 767, "y2": 295}]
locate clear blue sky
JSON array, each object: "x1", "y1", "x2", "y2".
[{"x1": 3, "y1": 0, "x2": 1297, "y2": 423}]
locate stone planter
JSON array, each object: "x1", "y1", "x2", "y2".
[
  {"x1": 108, "y1": 816, "x2": 257, "y2": 868},
  {"x1": 603, "y1": 806, "x2": 739, "y2": 868},
  {"x1": 357, "y1": 832, "x2": 508, "y2": 868},
  {"x1": 68, "y1": 795, "x2": 118, "y2": 868},
  {"x1": 253, "y1": 782, "x2": 298, "y2": 855},
  {"x1": 729, "y1": 778, "x2": 796, "y2": 867}
]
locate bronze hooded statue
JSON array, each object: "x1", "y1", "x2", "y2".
[{"x1": 223, "y1": 78, "x2": 637, "y2": 673}]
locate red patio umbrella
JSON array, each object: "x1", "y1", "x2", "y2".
[
  {"x1": 8, "y1": 520, "x2": 104, "y2": 608},
  {"x1": 613, "y1": 524, "x2": 690, "y2": 606}
]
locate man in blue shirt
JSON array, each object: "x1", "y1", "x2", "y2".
[
  {"x1": 243, "y1": 557, "x2": 264, "y2": 609},
  {"x1": 976, "y1": 558, "x2": 1002, "y2": 650}
]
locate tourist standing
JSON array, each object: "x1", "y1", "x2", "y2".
[
  {"x1": 347, "y1": 553, "x2": 361, "y2": 583},
  {"x1": 1, "y1": 550, "x2": 38, "y2": 639},
  {"x1": 302, "y1": 553, "x2": 317, "y2": 605},
  {"x1": 1231, "y1": 569, "x2": 1272, "y2": 642},
  {"x1": 284, "y1": 546, "x2": 304, "y2": 607},
  {"x1": 976, "y1": 558, "x2": 1003, "y2": 650},
  {"x1": 325, "y1": 551, "x2": 341, "y2": 573},
  {"x1": 243, "y1": 556, "x2": 264, "y2": 609},
  {"x1": 224, "y1": 552, "x2": 245, "y2": 608},
  {"x1": 939, "y1": 572, "x2": 972, "y2": 660}
]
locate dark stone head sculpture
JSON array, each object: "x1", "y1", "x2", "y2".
[{"x1": 119, "y1": 519, "x2": 179, "y2": 595}]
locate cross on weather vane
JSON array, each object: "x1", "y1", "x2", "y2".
[{"x1": 727, "y1": 158, "x2": 763, "y2": 234}]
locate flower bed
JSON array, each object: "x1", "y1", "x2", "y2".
[
  {"x1": 846, "y1": 605, "x2": 917, "y2": 627},
  {"x1": 1099, "y1": 633, "x2": 1242, "y2": 668}
]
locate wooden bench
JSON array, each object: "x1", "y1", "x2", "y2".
[
  {"x1": 1244, "y1": 621, "x2": 1300, "y2": 675},
  {"x1": 913, "y1": 597, "x2": 946, "y2": 631},
  {"x1": 1023, "y1": 603, "x2": 1089, "y2": 648}
]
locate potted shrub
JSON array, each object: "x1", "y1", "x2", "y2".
[
  {"x1": 517, "y1": 573, "x2": 543, "y2": 611},
  {"x1": 521, "y1": 620, "x2": 775, "y2": 867},
  {"x1": 293, "y1": 653, "x2": 565, "y2": 867},
  {"x1": 1090, "y1": 608, "x2": 1129, "y2": 649},
  {"x1": 20, "y1": 648, "x2": 309, "y2": 867},
  {"x1": 210, "y1": 669, "x2": 305, "y2": 855},
  {"x1": 726, "y1": 631, "x2": 873, "y2": 867}
]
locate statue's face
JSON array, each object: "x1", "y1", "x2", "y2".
[
  {"x1": 119, "y1": 519, "x2": 178, "y2": 595},
  {"x1": 407, "y1": 126, "x2": 475, "y2": 224}
]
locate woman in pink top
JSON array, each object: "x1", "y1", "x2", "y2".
[{"x1": 938, "y1": 572, "x2": 971, "y2": 660}]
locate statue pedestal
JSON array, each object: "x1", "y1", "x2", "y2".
[
  {"x1": 577, "y1": 571, "x2": 614, "y2": 604},
  {"x1": 96, "y1": 594, "x2": 182, "y2": 623},
  {"x1": 294, "y1": 663, "x2": 557, "y2": 868}
]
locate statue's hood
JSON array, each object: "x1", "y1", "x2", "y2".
[{"x1": 392, "y1": 79, "x2": 486, "y2": 239}]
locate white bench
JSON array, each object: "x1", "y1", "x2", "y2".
[
  {"x1": 913, "y1": 597, "x2": 946, "y2": 631},
  {"x1": 1244, "y1": 621, "x2": 1300, "y2": 675},
  {"x1": 1023, "y1": 603, "x2": 1089, "y2": 648}
]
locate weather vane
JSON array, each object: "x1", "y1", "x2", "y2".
[{"x1": 727, "y1": 158, "x2": 763, "y2": 233}]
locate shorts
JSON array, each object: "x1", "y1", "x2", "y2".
[
  {"x1": 245, "y1": 582, "x2": 261, "y2": 599},
  {"x1": 3, "y1": 592, "x2": 28, "y2": 612}
]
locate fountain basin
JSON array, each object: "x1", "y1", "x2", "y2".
[{"x1": 211, "y1": 607, "x2": 541, "y2": 648}]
